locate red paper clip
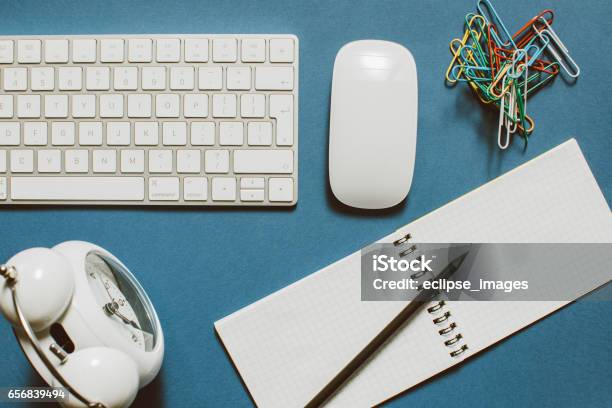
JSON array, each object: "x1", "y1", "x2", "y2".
[{"x1": 513, "y1": 9, "x2": 554, "y2": 49}]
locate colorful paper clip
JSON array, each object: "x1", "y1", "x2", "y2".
[{"x1": 446, "y1": 0, "x2": 580, "y2": 149}]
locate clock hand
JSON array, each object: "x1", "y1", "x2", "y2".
[
  {"x1": 105, "y1": 303, "x2": 153, "y2": 338},
  {"x1": 114, "y1": 309, "x2": 141, "y2": 331},
  {"x1": 103, "y1": 301, "x2": 142, "y2": 330}
]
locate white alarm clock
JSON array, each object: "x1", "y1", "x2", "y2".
[{"x1": 0, "y1": 241, "x2": 164, "y2": 408}]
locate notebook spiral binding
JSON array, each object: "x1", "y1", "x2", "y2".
[
  {"x1": 393, "y1": 232, "x2": 469, "y2": 358},
  {"x1": 428, "y1": 301, "x2": 468, "y2": 357}
]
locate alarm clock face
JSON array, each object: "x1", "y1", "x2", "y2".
[{"x1": 85, "y1": 252, "x2": 158, "y2": 351}]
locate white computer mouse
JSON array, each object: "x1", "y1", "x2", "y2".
[{"x1": 329, "y1": 40, "x2": 418, "y2": 209}]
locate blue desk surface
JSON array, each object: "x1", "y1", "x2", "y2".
[{"x1": 1, "y1": 0, "x2": 611, "y2": 406}]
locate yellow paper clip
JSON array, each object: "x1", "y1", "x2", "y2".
[{"x1": 445, "y1": 14, "x2": 486, "y2": 83}]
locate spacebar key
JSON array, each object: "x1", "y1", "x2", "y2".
[{"x1": 11, "y1": 177, "x2": 145, "y2": 201}]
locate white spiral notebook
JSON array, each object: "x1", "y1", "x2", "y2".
[{"x1": 215, "y1": 139, "x2": 612, "y2": 407}]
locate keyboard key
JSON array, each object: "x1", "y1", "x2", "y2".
[
  {"x1": 212, "y1": 177, "x2": 236, "y2": 201},
  {"x1": 191, "y1": 122, "x2": 215, "y2": 145},
  {"x1": 4, "y1": 68, "x2": 27, "y2": 91},
  {"x1": 10, "y1": 149, "x2": 34, "y2": 172},
  {"x1": 212, "y1": 94, "x2": 237, "y2": 118},
  {"x1": 240, "y1": 94, "x2": 265, "y2": 118},
  {"x1": 114, "y1": 67, "x2": 138, "y2": 90},
  {"x1": 24, "y1": 122, "x2": 47, "y2": 145},
  {"x1": 17, "y1": 40, "x2": 41, "y2": 63},
  {"x1": 79, "y1": 122, "x2": 103, "y2": 145},
  {"x1": 93, "y1": 150, "x2": 116, "y2": 173},
  {"x1": 204, "y1": 150, "x2": 229, "y2": 173},
  {"x1": 135, "y1": 122, "x2": 158, "y2": 145},
  {"x1": 0, "y1": 40, "x2": 14, "y2": 63},
  {"x1": 0, "y1": 177, "x2": 5, "y2": 199},
  {"x1": 0, "y1": 123, "x2": 20, "y2": 145},
  {"x1": 156, "y1": 39, "x2": 180, "y2": 62},
  {"x1": 247, "y1": 122, "x2": 272, "y2": 145},
  {"x1": 120, "y1": 150, "x2": 145, "y2": 173},
  {"x1": 38, "y1": 149, "x2": 61, "y2": 173},
  {"x1": 0, "y1": 95, "x2": 13, "y2": 118},
  {"x1": 270, "y1": 94, "x2": 294, "y2": 146},
  {"x1": 269, "y1": 177, "x2": 294, "y2": 202},
  {"x1": 184, "y1": 177, "x2": 208, "y2": 201},
  {"x1": 170, "y1": 67, "x2": 195, "y2": 90},
  {"x1": 198, "y1": 67, "x2": 222, "y2": 90},
  {"x1": 11, "y1": 177, "x2": 144, "y2": 201},
  {"x1": 184, "y1": 39, "x2": 208, "y2": 62},
  {"x1": 107, "y1": 122, "x2": 131, "y2": 146},
  {"x1": 227, "y1": 67, "x2": 251, "y2": 90},
  {"x1": 72, "y1": 39, "x2": 96, "y2": 63},
  {"x1": 241, "y1": 38, "x2": 265, "y2": 63},
  {"x1": 149, "y1": 177, "x2": 179, "y2": 201},
  {"x1": 100, "y1": 39, "x2": 124, "y2": 62},
  {"x1": 255, "y1": 66, "x2": 293, "y2": 90},
  {"x1": 65, "y1": 150, "x2": 89, "y2": 173},
  {"x1": 44, "y1": 95, "x2": 68, "y2": 118},
  {"x1": 128, "y1": 39, "x2": 152, "y2": 62},
  {"x1": 0, "y1": 151, "x2": 6, "y2": 172},
  {"x1": 184, "y1": 94, "x2": 208, "y2": 118},
  {"x1": 86, "y1": 66, "x2": 110, "y2": 90},
  {"x1": 127, "y1": 94, "x2": 152, "y2": 118},
  {"x1": 162, "y1": 121, "x2": 186, "y2": 145},
  {"x1": 269, "y1": 38, "x2": 295, "y2": 63},
  {"x1": 240, "y1": 177, "x2": 265, "y2": 189},
  {"x1": 219, "y1": 122, "x2": 243, "y2": 146},
  {"x1": 17, "y1": 95, "x2": 41, "y2": 118},
  {"x1": 31, "y1": 67, "x2": 55, "y2": 90},
  {"x1": 100, "y1": 94, "x2": 124, "y2": 118},
  {"x1": 44, "y1": 39, "x2": 69, "y2": 63},
  {"x1": 72, "y1": 95, "x2": 96, "y2": 118},
  {"x1": 177, "y1": 150, "x2": 201, "y2": 173},
  {"x1": 212, "y1": 38, "x2": 237, "y2": 62},
  {"x1": 51, "y1": 122, "x2": 75, "y2": 145},
  {"x1": 240, "y1": 189, "x2": 264, "y2": 202},
  {"x1": 58, "y1": 67, "x2": 82, "y2": 90},
  {"x1": 142, "y1": 67, "x2": 166, "y2": 90},
  {"x1": 156, "y1": 94, "x2": 180, "y2": 118},
  {"x1": 149, "y1": 150, "x2": 172, "y2": 173},
  {"x1": 234, "y1": 150, "x2": 293, "y2": 174}
]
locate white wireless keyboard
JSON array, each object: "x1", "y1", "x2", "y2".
[{"x1": 0, "y1": 34, "x2": 298, "y2": 206}]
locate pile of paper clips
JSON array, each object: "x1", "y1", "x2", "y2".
[{"x1": 445, "y1": 0, "x2": 580, "y2": 149}]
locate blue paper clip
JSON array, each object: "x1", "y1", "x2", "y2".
[{"x1": 477, "y1": 0, "x2": 517, "y2": 49}]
